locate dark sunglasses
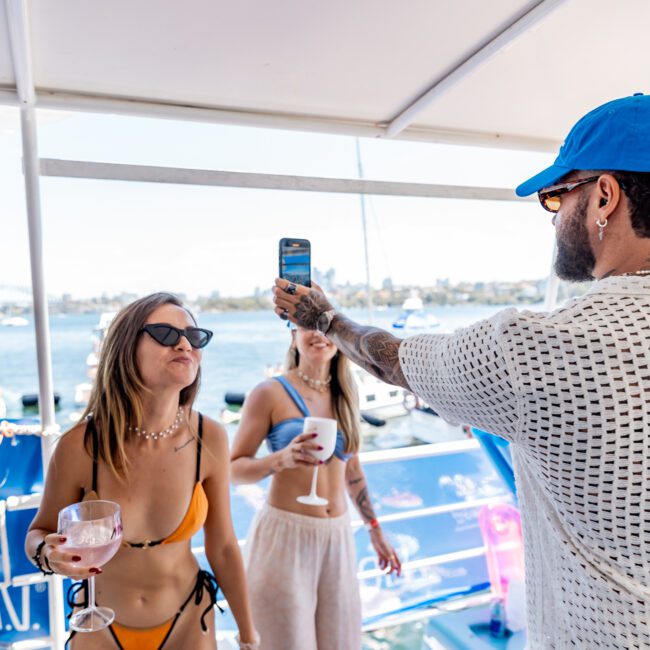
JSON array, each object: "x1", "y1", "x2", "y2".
[
  {"x1": 537, "y1": 176, "x2": 600, "y2": 213},
  {"x1": 538, "y1": 175, "x2": 627, "y2": 213},
  {"x1": 141, "y1": 323, "x2": 213, "y2": 349}
]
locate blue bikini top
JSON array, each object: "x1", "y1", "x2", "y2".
[{"x1": 267, "y1": 376, "x2": 351, "y2": 462}]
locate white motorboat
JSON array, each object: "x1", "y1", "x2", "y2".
[
  {"x1": 0, "y1": 316, "x2": 28, "y2": 327},
  {"x1": 392, "y1": 292, "x2": 439, "y2": 331},
  {"x1": 351, "y1": 364, "x2": 410, "y2": 420},
  {"x1": 74, "y1": 312, "x2": 115, "y2": 405}
]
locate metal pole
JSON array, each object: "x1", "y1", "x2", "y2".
[
  {"x1": 39, "y1": 158, "x2": 535, "y2": 202},
  {"x1": 19, "y1": 109, "x2": 56, "y2": 431},
  {"x1": 6, "y1": 0, "x2": 65, "y2": 646},
  {"x1": 355, "y1": 139, "x2": 373, "y2": 324},
  {"x1": 21, "y1": 79, "x2": 67, "y2": 650}
]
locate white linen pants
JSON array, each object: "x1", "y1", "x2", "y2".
[{"x1": 245, "y1": 503, "x2": 362, "y2": 650}]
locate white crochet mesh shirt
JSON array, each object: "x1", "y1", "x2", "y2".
[{"x1": 398, "y1": 276, "x2": 650, "y2": 649}]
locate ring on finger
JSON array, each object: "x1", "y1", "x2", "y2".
[
  {"x1": 284, "y1": 283, "x2": 297, "y2": 295},
  {"x1": 280, "y1": 308, "x2": 289, "y2": 321}
]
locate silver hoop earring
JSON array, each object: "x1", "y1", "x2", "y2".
[{"x1": 596, "y1": 218, "x2": 608, "y2": 241}]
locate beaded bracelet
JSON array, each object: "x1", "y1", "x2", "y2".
[
  {"x1": 32, "y1": 540, "x2": 54, "y2": 576},
  {"x1": 236, "y1": 631, "x2": 261, "y2": 650}
]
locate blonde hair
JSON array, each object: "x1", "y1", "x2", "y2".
[
  {"x1": 284, "y1": 340, "x2": 360, "y2": 454},
  {"x1": 78, "y1": 292, "x2": 201, "y2": 480}
]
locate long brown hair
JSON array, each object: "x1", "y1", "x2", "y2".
[
  {"x1": 79, "y1": 292, "x2": 201, "y2": 480},
  {"x1": 284, "y1": 338, "x2": 360, "y2": 454}
]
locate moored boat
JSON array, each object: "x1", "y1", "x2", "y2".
[
  {"x1": 0, "y1": 316, "x2": 28, "y2": 327},
  {"x1": 392, "y1": 292, "x2": 439, "y2": 332}
]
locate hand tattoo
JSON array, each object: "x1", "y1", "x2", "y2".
[
  {"x1": 329, "y1": 315, "x2": 410, "y2": 389},
  {"x1": 285, "y1": 285, "x2": 410, "y2": 389},
  {"x1": 292, "y1": 290, "x2": 333, "y2": 329}
]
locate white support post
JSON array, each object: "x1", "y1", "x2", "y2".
[
  {"x1": 18, "y1": 107, "x2": 57, "y2": 438},
  {"x1": 6, "y1": 0, "x2": 66, "y2": 647}
]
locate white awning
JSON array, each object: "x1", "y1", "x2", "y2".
[{"x1": 2, "y1": 0, "x2": 649, "y2": 151}]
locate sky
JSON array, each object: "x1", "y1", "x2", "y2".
[{"x1": 1, "y1": 106, "x2": 557, "y2": 299}]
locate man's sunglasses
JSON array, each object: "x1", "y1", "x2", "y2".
[
  {"x1": 140, "y1": 323, "x2": 213, "y2": 349},
  {"x1": 538, "y1": 175, "x2": 627, "y2": 213}
]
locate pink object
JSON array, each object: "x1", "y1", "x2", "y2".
[
  {"x1": 478, "y1": 503, "x2": 525, "y2": 599},
  {"x1": 64, "y1": 538, "x2": 122, "y2": 569}
]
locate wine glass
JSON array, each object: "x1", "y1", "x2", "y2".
[
  {"x1": 296, "y1": 417, "x2": 337, "y2": 506},
  {"x1": 58, "y1": 500, "x2": 123, "y2": 632}
]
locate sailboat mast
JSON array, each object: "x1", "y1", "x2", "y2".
[{"x1": 355, "y1": 139, "x2": 373, "y2": 324}]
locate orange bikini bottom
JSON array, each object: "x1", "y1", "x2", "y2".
[
  {"x1": 66, "y1": 570, "x2": 221, "y2": 650},
  {"x1": 108, "y1": 618, "x2": 175, "y2": 650}
]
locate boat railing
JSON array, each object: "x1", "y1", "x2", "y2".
[
  {"x1": 0, "y1": 430, "x2": 511, "y2": 645},
  {"x1": 203, "y1": 438, "x2": 507, "y2": 632}
]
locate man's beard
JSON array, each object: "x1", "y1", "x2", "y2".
[{"x1": 554, "y1": 194, "x2": 596, "y2": 281}]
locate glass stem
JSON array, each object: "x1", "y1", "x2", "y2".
[
  {"x1": 309, "y1": 466, "x2": 319, "y2": 497},
  {"x1": 88, "y1": 575, "x2": 96, "y2": 609}
]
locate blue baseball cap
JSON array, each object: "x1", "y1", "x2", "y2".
[{"x1": 516, "y1": 93, "x2": 650, "y2": 197}]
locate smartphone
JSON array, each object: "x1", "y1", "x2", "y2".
[{"x1": 279, "y1": 238, "x2": 311, "y2": 287}]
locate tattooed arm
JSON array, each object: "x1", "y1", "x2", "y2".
[
  {"x1": 345, "y1": 457, "x2": 378, "y2": 525},
  {"x1": 345, "y1": 456, "x2": 401, "y2": 576},
  {"x1": 329, "y1": 314, "x2": 409, "y2": 389},
  {"x1": 272, "y1": 279, "x2": 411, "y2": 390}
]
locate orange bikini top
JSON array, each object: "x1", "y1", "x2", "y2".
[{"x1": 87, "y1": 413, "x2": 208, "y2": 549}]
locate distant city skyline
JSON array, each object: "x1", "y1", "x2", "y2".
[
  {"x1": 1, "y1": 107, "x2": 556, "y2": 299},
  {"x1": 0, "y1": 271, "x2": 555, "y2": 306},
  {"x1": 3, "y1": 274, "x2": 590, "y2": 319}
]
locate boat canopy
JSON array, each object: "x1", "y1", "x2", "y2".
[
  {"x1": 2, "y1": 0, "x2": 649, "y2": 150},
  {"x1": 2, "y1": 1, "x2": 649, "y2": 646}
]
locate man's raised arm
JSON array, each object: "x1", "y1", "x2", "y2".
[{"x1": 272, "y1": 278, "x2": 410, "y2": 390}]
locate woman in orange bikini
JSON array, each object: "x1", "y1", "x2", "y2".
[{"x1": 25, "y1": 293, "x2": 259, "y2": 650}]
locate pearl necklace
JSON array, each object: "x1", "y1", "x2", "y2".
[
  {"x1": 296, "y1": 370, "x2": 331, "y2": 393},
  {"x1": 622, "y1": 269, "x2": 650, "y2": 277},
  {"x1": 130, "y1": 407, "x2": 183, "y2": 441}
]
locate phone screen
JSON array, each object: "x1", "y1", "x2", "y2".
[{"x1": 279, "y1": 238, "x2": 311, "y2": 287}]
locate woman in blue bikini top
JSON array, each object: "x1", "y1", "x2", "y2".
[
  {"x1": 265, "y1": 375, "x2": 352, "y2": 461},
  {"x1": 231, "y1": 327, "x2": 401, "y2": 634}
]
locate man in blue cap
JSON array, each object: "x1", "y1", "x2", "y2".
[
  {"x1": 516, "y1": 92, "x2": 650, "y2": 283},
  {"x1": 273, "y1": 94, "x2": 650, "y2": 648}
]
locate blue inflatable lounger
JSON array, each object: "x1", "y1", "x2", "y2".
[{"x1": 0, "y1": 418, "x2": 52, "y2": 647}]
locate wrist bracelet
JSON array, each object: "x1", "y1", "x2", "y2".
[
  {"x1": 236, "y1": 631, "x2": 261, "y2": 650},
  {"x1": 365, "y1": 518, "x2": 380, "y2": 532},
  {"x1": 32, "y1": 540, "x2": 54, "y2": 576}
]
